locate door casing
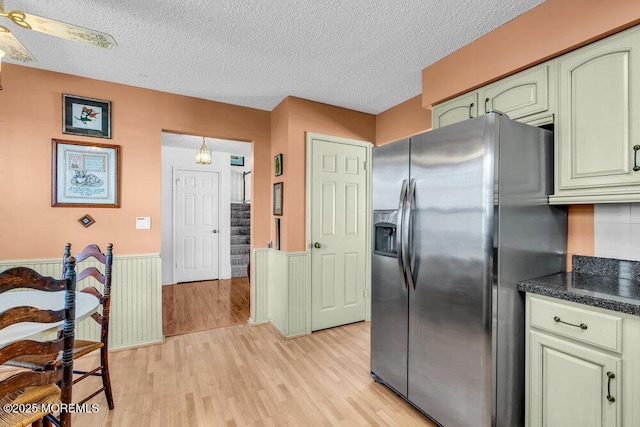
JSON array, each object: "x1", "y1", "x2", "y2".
[{"x1": 305, "y1": 132, "x2": 373, "y2": 334}]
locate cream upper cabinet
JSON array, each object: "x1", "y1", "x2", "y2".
[
  {"x1": 431, "y1": 92, "x2": 478, "y2": 129},
  {"x1": 525, "y1": 294, "x2": 640, "y2": 427},
  {"x1": 430, "y1": 25, "x2": 640, "y2": 201},
  {"x1": 431, "y1": 62, "x2": 553, "y2": 129},
  {"x1": 551, "y1": 26, "x2": 640, "y2": 204},
  {"x1": 479, "y1": 63, "x2": 553, "y2": 122}
]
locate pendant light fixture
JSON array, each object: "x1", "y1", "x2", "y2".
[{"x1": 196, "y1": 136, "x2": 212, "y2": 165}]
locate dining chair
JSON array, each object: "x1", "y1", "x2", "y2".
[
  {"x1": 62, "y1": 243, "x2": 114, "y2": 410},
  {"x1": 0, "y1": 258, "x2": 77, "y2": 427},
  {"x1": 7, "y1": 243, "x2": 114, "y2": 411}
]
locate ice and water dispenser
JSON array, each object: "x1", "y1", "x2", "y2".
[{"x1": 373, "y1": 210, "x2": 398, "y2": 257}]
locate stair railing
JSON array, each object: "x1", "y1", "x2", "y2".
[{"x1": 243, "y1": 171, "x2": 251, "y2": 204}]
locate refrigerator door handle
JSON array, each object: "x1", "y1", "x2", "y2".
[
  {"x1": 403, "y1": 178, "x2": 417, "y2": 292},
  {"x1": 397, "y1": 179, "x2": 408, "y2": 290}
]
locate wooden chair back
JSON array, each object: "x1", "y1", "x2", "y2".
[
  {"x1": 63, "y1": 243, "x2": 113, "y2": 346},
  {"x1": 0, "y1": 257, "x2": 77, "y2": 427}
]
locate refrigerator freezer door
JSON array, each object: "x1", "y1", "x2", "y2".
[
  {"x1": 371, "y1": 138, "x2": 410, "y2": 397},
  {"x1": 408, "y1": 116, "x2": 496, "y2": 426}
]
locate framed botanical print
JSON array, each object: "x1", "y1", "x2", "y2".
[{"x1": 274, "y1": 153, "x2": 283, "y2": 176}]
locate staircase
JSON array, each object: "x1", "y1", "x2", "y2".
[{"x1": 230, "y1": 203, "x2": 250, "y2": 277}]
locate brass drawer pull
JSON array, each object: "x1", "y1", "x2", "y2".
[{"x1": 553, "y1": 316, "x2": 587, "y2": 330}]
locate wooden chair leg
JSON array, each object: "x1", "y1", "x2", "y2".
[{"x1": 101, "y1": 347, "x2": 115, "y2": 410}]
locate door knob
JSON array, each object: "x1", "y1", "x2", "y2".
[
  {"x1": 314, "y1": 242, "x2": 322, "y2": 249},
  {"x1": 212, "y1": 230, "x2": 218, "y2": 233}
]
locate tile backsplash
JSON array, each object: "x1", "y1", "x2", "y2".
[{"x1": 594, "y1": 203, "x2": 640, "y2": 261}]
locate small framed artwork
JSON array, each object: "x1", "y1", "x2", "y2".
[
  {"x1": 62, "y1": 94, "x2": 111, "y2": 138},
  {"x1": 275, "y1": 218, "x2": 281, "y2": 250},
  {"x1": 77, "y1": 214, "x2": 96, "y2": 228},
  {"x1": 273, "y1": 182, "x2": 283, "y2": 216},
  {"x1": 230, "y1": 155, "x2": 244, "y2": 166},
  {"x1": 52, "y1": 139, "x2": 121, "y2": 208},
  {"x1": 274, "y1": 153, "x2": 283, "y2": 176}
]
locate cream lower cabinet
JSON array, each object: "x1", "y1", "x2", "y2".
[
  {"x1": 529, "y1": 331, "x2": 621, "y2": 427},
  {"x1": 526, "y1": 294, "x2": 640, "y2": 427},
  {"x1": 551, "y1": 25, "x2": 640, "y2": 204}
]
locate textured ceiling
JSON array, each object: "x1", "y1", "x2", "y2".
[{"x1": 2, "y1": 0, "x2": 544, "y2": 114}]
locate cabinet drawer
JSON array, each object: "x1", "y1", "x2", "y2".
[{"x1": 529, "y1": 296, "x2": 622, "y2": 352}]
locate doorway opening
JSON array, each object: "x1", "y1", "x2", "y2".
[{"x1": 160, "y1": 132, "x2": 252, "y2": 336}]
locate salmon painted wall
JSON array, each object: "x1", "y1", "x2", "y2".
[
  {"x1": 420, "y1": 0, "x2": 633, "y2": 269},
  {"x1": 375, "y1": 95, "x2": 431, "y2": 146},
  {"x1": 422, "y1": 0, "x2": 640, "y2": 107},
  {"x1": 272, "y1": 97, "x2": 375, "y2": 252},
  {"x1": 270, "y1": 98, "x2": 290, "y2": 250},
  {"x1": 566, "y1": 206, "x2": 595, "y2": 271},
  {"x1": 0, "y1": 64, "x2": 271, "y2": 260}
]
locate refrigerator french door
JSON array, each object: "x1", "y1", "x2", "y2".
[{"x1": 371, "y1": 113, "x2": 566, "y2": 427}]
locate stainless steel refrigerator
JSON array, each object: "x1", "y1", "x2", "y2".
[{"x1": 370, "y1": 113, "x2": 567, "y2": 427}]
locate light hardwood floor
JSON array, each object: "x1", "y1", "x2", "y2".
[
  {"x1": 71, "y1": 321, "x2": 434, "y2": 426},
  {"x1": 163, "y1": 277, "x2": 250, "y2": 337}
]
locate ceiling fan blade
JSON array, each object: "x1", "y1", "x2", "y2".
[
  {"x1": 0, "y1": 25, "x2": 36, "y2": 62},
  {"x1": 5, "y1": 10, "x2": 116, "y2": 49}
]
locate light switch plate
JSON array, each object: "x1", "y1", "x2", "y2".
[{"x1": 136, "y1": 217, "x2": 151, "y2": 229}]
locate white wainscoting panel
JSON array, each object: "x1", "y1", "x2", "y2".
[
  {"x1": 250, "y1": 249, "x2": 270, "y2": 324},
  {"x1": 268, "y1": 250, "x2": 288, "y2": 334},
  {"x1": 0, "y1": 253, "x2": 163, "y2": 350},
  {"x1": 251, "y1": 249, "x2": 309, "y2": 338},
  {"x1": 286, "y1": 253, "x2": 308, "y2": 337}
]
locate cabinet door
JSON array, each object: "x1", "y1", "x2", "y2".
[
  {"x1": 480, "y1": 63, "x2": 550, "y2": 120},
  {"x1": 431, "y1": 92, "x2": 478, "y2": 129},
  {"x1": 528, "y1": 331, "x2": 621, "y2": 427},
  {"x1": 556, "y1": 27, "x2": 640, "y2": 197}
]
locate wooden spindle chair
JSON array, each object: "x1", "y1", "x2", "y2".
[
  {"x1": 7, "y1": 243, "x2": 114, "y2": 411},
  {"x1": 62, "y1": 243, "x2": 114, "y2": 410},
  {"x1": 0, "y1": 258, "x2": 77, "y2": 427}
]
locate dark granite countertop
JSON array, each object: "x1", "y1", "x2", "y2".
[{"x1": 517, "y1": 255, "x2": 640, "y2": 316}]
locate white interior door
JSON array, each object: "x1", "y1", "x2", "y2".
[
  {"x1": 174, "y1": 169, "x2": 220, "y2": 283},
  {"x1": 310, "y1": 137, "x2": 368, "y2": 331}
]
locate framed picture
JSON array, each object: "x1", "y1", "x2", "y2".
[
  {"x1": 230, "y1": 155, "x2": 244, "y2": 166},
  {"x1": 274, "y1": 153, "x2": 283, "y2": 176},
  {"x1": 62, "y1": 94, "x2": 111, "y2": 138},
  {"x1": 275, "y1": 218, "x2": 281, "y2": 250},
  {"x1": 52, "y1": 139, "x2": 121, "y2": 208},
  {"x1": 273, "y1": 182, "x2": 283, "y2": 216},
  {"x1": 77, "y1": 214, "x2": 96, "y2": 228}
]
